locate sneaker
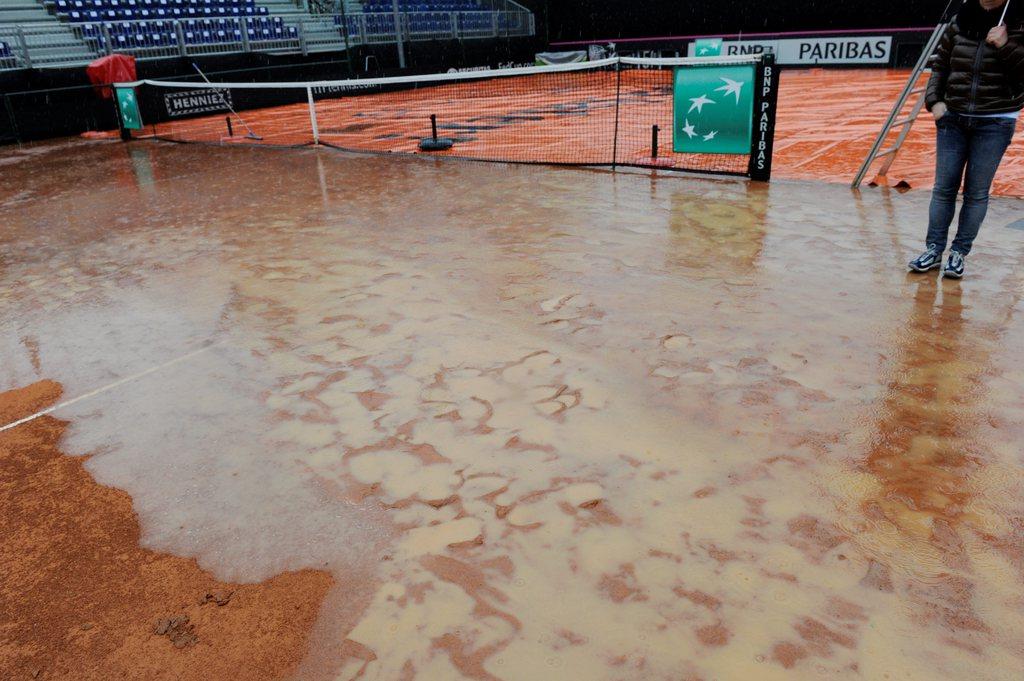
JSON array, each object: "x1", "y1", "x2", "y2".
[
  {"x1": 943, "y1": 250, "x2": 966, "y2": 279},
  {"x1": 908, "y1": 245, "x2": 943, "y2": 272}
]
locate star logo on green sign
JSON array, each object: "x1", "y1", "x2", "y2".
[
  {"x1": 715, "y1": 77, "x2": 744, "y2": 104},
  {"x1": 695, "y1": 39, "x2": 722, "y2": 57},
  {"x1": 688, "y1": 94, "x2": 715, "y2": 114},
  {"x1": 684, "y1": 78, "x2": 746, "y2": 145},
  {"x1": 673, "y1": 65, "x2": 755, "y2": 155}
]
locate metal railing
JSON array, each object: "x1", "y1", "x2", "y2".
[
  {"x1": 81, "y1": 17, "x2": 302, "y2": 60},
  {"x1": 352, "y1": 11, "x2": 533, "y2": 44},
  {"x1": 0, "y1": 32, "x2": 24, "y2": 70},
  {"x1": 1, "y1": 23, "x2": 98, "y2": 70},
  {"x1": 0, "y1": 10, "x2": 534, "y2": 71}
]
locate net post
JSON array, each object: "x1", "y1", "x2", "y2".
[
  {"x1": 307, "y1": 86, "x2": 320, "y2": 145},
  {"x1": 748, "y1": 53, "x2": 778, "y2": 182},
  {"x1": 611, "y1": 59, "x2": 621, "y2": 170}
]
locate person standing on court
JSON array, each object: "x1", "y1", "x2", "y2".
[{"x1": 909, "y1": 0, "x2": 1024, "y2": 278}]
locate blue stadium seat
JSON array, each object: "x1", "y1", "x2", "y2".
[{"x1": 57, "y1": 0, "x2": 262, "y2": 22}]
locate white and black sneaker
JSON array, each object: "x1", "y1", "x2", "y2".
[
  {"x1": 908, "y1": 245, "x2": 943, "y2": 272},
  {"x1": 943, "y1": 250, "x2": 966, "y2": 279}
]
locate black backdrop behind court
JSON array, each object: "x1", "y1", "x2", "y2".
[{"x1": 516, "y1": 1, "x2": 955, "y2": 43}]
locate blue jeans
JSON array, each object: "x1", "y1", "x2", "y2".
[{"x1": 926, "y1": 111, "x2": 1015, "y2": 255}]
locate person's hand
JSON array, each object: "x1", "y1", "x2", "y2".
[
  {"x1": 932, "y1": 102, "x2": 948, "y2": 120},
  {"x1": 987, "y1": 25, "x2": 1009, "y2": 48}
]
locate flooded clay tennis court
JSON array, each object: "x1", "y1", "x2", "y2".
[
  {"x1": 133, "y1": 68, "x2": 1024, "y2": 196},
  {"x1": 2, "y1": 140, "x2": 1024, "y2": 681}
]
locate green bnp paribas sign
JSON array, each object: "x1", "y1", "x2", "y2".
[
  {"x1": 693, "y1": 38, "x2": 723, "y2": 57},
  {"x1": 673, "y1": 63, "x2": 754, "y2": 155},
  {"x1": 115, "y1": 87, "x2": 143, "y2": 130}
]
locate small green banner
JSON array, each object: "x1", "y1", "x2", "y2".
[
  {"x1": 115, "y1": 87, "x2": 143, "y2": 130},
  {"x1": 693, "y1": 38, "x2": 723, "y2": 57},
  {"x1": 673, "y1": 64, "x2": 754, "y2": 155}
]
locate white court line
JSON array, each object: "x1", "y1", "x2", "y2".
[{"x1": 0, "y1": 340, "x2": 225, "y2": 433}]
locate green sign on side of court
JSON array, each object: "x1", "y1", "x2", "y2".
[
  {"x1": 693, "y1": 38, "x2": 723, "y2": 57},
  {"x1": 116, "y1": 87, "x2": 143, "y2": 130},
  {"x1": 673, "y1": 64, "x2": 754, "y2": 155}
]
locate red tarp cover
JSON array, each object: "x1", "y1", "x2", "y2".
[{"x1": 86, "y1": 54, "x2": 137, "y2": 99}]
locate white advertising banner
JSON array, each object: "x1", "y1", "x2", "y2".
[{"x1": 688, "y1": 36, "x2": 893, "y2": 65}]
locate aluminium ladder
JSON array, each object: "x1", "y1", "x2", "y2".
[{"x1": 852, "y1": 23, "x2": 950, "y2": 189}]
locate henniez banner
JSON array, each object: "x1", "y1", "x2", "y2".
[
  {"x1": 690, "y1": 36, "x2": 892, "y2": 65},
  {"x1": 164, "y1": 88, "x2": 234, "y2": 117},
  {"x1": 534, "y1": 51, "x2": 588, "y2": 65}
]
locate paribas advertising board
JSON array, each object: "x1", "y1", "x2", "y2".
[
  {"x1": 688, "y1": 36, "x2": 892, "y2": 65},
  {"x1": 164, "y1": 89, "x2": 233, "y2": 117}
]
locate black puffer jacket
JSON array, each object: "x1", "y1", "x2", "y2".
[{"x1": 926, "y1": 2, "x2": 1024, "y2": 113}]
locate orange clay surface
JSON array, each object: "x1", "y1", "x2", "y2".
[
  {"x1": 138, "y1": 68, "x2": 1024, "y2": 196},
  {"x1": 0, "y1": 381, "x2": 334, "y2": 680}
]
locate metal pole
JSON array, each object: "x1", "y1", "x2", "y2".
[
  {"x1": 307, "y1": 86, "x2": 319, "y2": 144},
  {"x1": 4, "y1": 94, "x2": 22, "y2": 144},
  {"x1": 192, "y1": 63, "x2": 261, "y2": 140},
  {"x1": 611, "y1": 61, "x2": 621, "y2": 169},
  {"x1": 339, "y1": 0, "x2": 353, "y2": 76},
  {"x1": 16, "y1": 26, "x2": 32, "y2": 69},
  {"x1": 391, "y1": 0, "x2": 405, "y2": 69},
  {"x1": 651, "y1": 125, "x2": 659, "y2": 159},
  {"x1": 174, "y1": 21, "x2": 187, "y2": 57},
  {"x1": 540, "y1": 0, "x2": 546, "y2": 42},
  {"x1": 298, "y1": 22, "x2": 308, "y2": 55},
  {"x1": 99, "y1": 23, "x2": 113, "y2": 56},
  {"x1": 240, "y1": 18, "x2": 250, "y2": 53},
  {"x1": 851, "y1": 23, "x2": 947, "y2": 188}
]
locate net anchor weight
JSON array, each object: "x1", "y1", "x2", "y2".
[{"x1": 419, "y1": 114, "x2": 454, "y2": 152}]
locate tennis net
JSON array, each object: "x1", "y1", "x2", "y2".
[{"x1": 121, "y1": 55, "x2": 778, "y2": 180}]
